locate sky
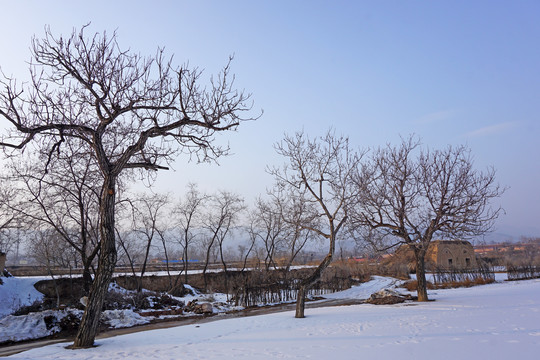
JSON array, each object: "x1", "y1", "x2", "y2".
[{"x1": 0, "y1": 1, "x2": 538, "y2": 239}]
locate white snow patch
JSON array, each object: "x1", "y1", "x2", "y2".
[
  {"x1": 0, "y1": 309, "x2": 83, "y2": 344},
  {"x1": 101, "y1": 310, "x2": 150, "y2": 329},
  {"x1": 323, "y1": 275, "x2": 406, "y2": 299},
  {"x1": 0, "y1": 277, "x2": 44, "y2": 319}
]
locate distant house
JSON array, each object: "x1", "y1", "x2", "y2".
[
  {"x1": 391, "y1": 240, "x2": 478, "y2": 271},
  {"x1": 426, "y1": 240, "x2": 477, "y2": 269}
]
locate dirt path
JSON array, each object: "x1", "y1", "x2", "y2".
[{"x1": 0, "y1": 298, "x2": 364, "y2": 357}]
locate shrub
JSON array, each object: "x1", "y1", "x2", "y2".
[
  {"x1": 13, "y1": 298, "x2": 58, "y2": 316},
  {"x1": 401, "y1": 280, "x2": 435, "y2": 292}
]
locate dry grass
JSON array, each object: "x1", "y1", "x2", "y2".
[
  {"x1": 433, "y1": 277, "x2": 495, "y2": 289},
  {"x1": 402, "y1": 277, "x2": 494, "y2": 292}
]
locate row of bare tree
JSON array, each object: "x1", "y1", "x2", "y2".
[{"x1": 0, "y1": 26, "x2": 503, "y2": 347}]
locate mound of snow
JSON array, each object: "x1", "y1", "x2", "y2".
[
  {"x1": 323, "y1": 276, "x2": 405, "y2": 300},
  {"x1": 0, "y1": 277, "x2": 44, "y2": 319},
  {"x1": 102, "y1": 310, "x2": 150, "y2": 329},
  {"x1": 0, "y1": 309, "x2": 83, "y2": 344}
]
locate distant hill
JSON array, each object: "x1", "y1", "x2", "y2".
[{"x1": 476, "y1": 224, "x2": 540, "y2": 244}]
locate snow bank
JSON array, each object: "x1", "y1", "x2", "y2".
[
  {"x1": 0, "y1": 309, "x2": 83, "y2": 344},
  {"x1": 0, "y1": 277, "x2": 44, "y2": 319},
  {"x1": 101, "y1": 310, "x2": 150, "y2": 329},
  {"x1": 323, "y1": 275, "x2": 405, "y2": 299}
]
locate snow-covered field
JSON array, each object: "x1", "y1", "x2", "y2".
[{"x1": 2, "y1": 276, "x2": 539, "y2": 359}]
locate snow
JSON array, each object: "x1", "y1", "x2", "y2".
[
  {"x1": 3, "y1": 277, "x2": 540, "y2": 359},
  {"x1": 0, "y1": 277, "x2": 239, "y2": 345},
  {"x1": 100, "y1": 310, "x2": 149, "y2": 329},
  {"x1": 323, "y1": 275, "x2": 405, "y2": 299},
  {"x1": 0, "y1": 277, "x2": 44, "y2": 319},
  {"x1": 0, "y1": 309, "x2": 83, "y2": 343}
]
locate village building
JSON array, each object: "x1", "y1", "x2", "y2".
[
  {"x1": 426, "y1": 240, "x2": 477, "y2": 269},
  {"x1": 390, "y1": 240, "x2": 478, "y2": 271}
]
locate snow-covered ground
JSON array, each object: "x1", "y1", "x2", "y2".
[
  {"x1": 0, "y1": 278, "x2": 236, "y2": 344},
  {"x1": 0, "y1": 276, "x2": 44, "y2": 319},
  {"x1": 2, "y1": 276, "x2": 539, "y2": 359}
]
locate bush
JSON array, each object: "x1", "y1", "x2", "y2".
[
  {"x1": 103, "y1": 290, "x2": 136, "y2": 310},
  {"x1": 401, "y1": 280, "x2": 435, "y2": 292},
  {"x1": 402, "y1": 275, "x2": 494, "y2": 291},
  {"x1": 103, "y1": 287, "x2": 185, "y2": 311},
  {"x1": 434, "y1": 277, "x2": 494, "y2": 289},
  {"x1": 147, "y1": 294, "x2": 184, "y2": 309},
  {"x1": 13, "y1": 298, "x2": 57, "y2": 316},
  {"x1": 13, "y1": 300, "x2": 44, "y2": 316}
]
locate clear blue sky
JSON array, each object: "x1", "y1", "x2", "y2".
[{"x1": 0, "y1": 1, "x2": 538, "y2": 239}]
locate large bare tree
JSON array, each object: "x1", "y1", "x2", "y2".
[
  {"x1": 269, "y1": 129, "x2": 363, "y2": 318},
  {"x1": 0, "y1": 25, "x2": 256, "y2": 347},
  {"x1": 351, "y1": 136, "x2": 504, "y2": 301}
]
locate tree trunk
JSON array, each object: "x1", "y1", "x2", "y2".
[
  {"x1": 183, "y1": 246, "x2": 189, "y2": 284},
  {"x1": 295, "y1": 285, "x2": 307, "y2": 318},
  {"x1": 295, "y1": 245, "x2": 334, "y2": 318},
  {"x1": 82, "y1": 262, "x2": 93, "y2": 295},
  {"x1": 218, "y1": 239, "x2": 229, "y2": 296},
  {"x1": 73, "y1": 178, "x2": 117, "y2": 348},
  {"x1": 202, "y1": 238, "x2": 215, "y2": 291},
  {"x1": 46, "y1": 263, "x2": 61, "y2": 309},
  {"x1": 415, "y1": 249, "x2": 429, "y2": 302}
]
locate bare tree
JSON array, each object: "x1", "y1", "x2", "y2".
[
  {"x1": 3, "y1": 140, "x2": 101, "y2": 293},
  {"x1": 202, "y1": 190, "x2": 245, "y2": 291},
  {"x1": 238, "y1": 228, "x2": 258, "y2": 271},
  {"x1": 251, "y1": 193, "x2": 314, "y2": 273},
  {"x1": 28, "y1": 228, "x2": 77, "y2": 307},
  {"x1": 128, "y1": 192, "x2": 171, "y2": 292},
  {"x1": 173, "y1": 183, "x2": 207, "y2": 284},
  {"x1": 351, "y1": 136, "x2": 504, "y2": 301},
  {"x1": 249, "y1": 197, "x2": 287, "y2": 271},
  {"x1": 0, "y1": 26, "x2": 256, "y2": 347},
  {"x1": 0, "y1": 182, "x2": 19, "y2": 255},
  {"x1": 278, "y1": 196, "x2": 315, "y2": 274},
  {"x1": 268, "y1": 129, "x2": 363, "y2": 318}
]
